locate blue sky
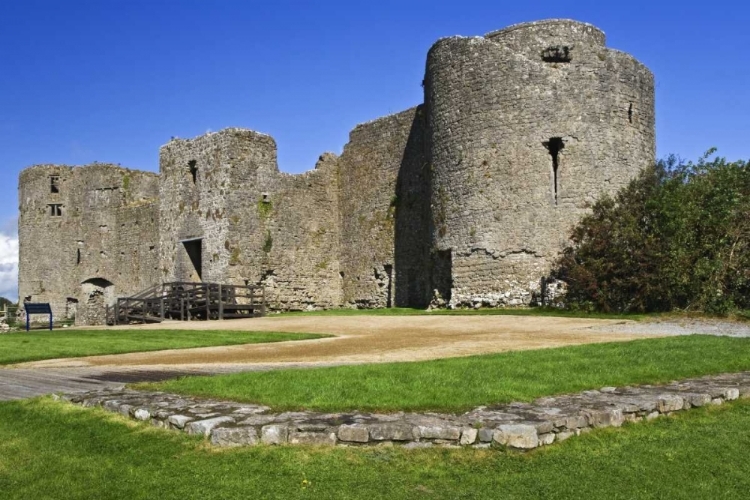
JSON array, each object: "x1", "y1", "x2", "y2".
[{"x1": 0, "y1": 0, "x2": 748, "y2": 300}]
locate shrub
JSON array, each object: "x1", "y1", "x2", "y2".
[{"x1": 553, "y1": 150, "x2": 750, "y2": 314}]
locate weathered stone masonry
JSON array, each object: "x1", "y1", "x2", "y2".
[
  {"x1": 62, "y1": 371, "x2": 750, "y2": 449},
  {"x1": 18, "y1": 19, "x2": 655, "y2": 324},
  {"x1": 18, "y1": 164, "x2": 160, "y2": 324}
]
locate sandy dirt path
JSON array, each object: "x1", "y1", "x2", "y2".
[{"x1": 15, "y1": 315, "x2": 661, "y2": 370}]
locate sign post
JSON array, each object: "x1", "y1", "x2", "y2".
[{"x1": 23, "y1": 303, "x2": 53, "y2": 332}]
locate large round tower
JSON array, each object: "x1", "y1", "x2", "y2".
[{"x1": 425, "y1": 19, "x2": 655, "y2": 306}]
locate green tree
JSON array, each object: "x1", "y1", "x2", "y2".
[{"x1": 553, "y1": 151, "x2": 750, "y2": 314}]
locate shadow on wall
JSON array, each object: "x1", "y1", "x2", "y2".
[
  {"x1": 175, "y1": 238, "x2": 203, "y2": 283},
  {"x1": 394, "y1": 105, "x2": 432, "y2": 308}
]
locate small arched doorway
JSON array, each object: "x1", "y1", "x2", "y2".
[{"x1": 78, "y1": 278, "x2": 115, "y2": 325}]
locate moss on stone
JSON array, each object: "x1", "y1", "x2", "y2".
[
  {"x1": 257, "y1": 198, "x2": 273, "y2": 219},
  {"x1": 229, "y1": 247, "x2": 241, "y2": 265},
  {"x1": 262, "y1": 231, "x2": 273, "y2": 253}
]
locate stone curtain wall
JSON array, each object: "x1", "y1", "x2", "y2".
[
  {"x1": 18, "y1": 164, "x2": 159, "y2": 325},
  {"x1": 114, "y1": 203, "x2": 161, "y2": 292},
  {"x1": 18, "y1": 19, "x2": 656, "y2": 320},
  {"x1": 159, "y1": 129, "x2": 343, "y2": 311},
  {"x1": 166, "y1": 110, "x2": 429, "y2": 312},
  {"x1": 393, "y1": 106, "x2": 432, "y2": 308},
  {"x1": 245, "y1": 154, "x2": 343, "y2": 311},
  {"x1": 338, "y1": 108, "x2": 429, "y2": 308},
  {"x1": 425, "y1": 20, "x2": 654, "y2": 307}
]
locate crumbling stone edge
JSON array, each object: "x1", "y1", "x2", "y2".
[{"x1": 57, "y1": 372, "x2": 750, "y2": 450}]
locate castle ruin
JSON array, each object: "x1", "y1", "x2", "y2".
[{"x1": 18, "y1": 20, "x2": 655, "y2": 325}]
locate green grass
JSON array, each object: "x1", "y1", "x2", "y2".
[
  {"x1": 277, "y1": 306, "x2": 650, "y2": 321},
  {"x1": 1, "y1": 397, "x2": 749, "y2": 499},
  {"x1": 142, "y1": 336, "x2": 750, "y2": 412},
  {"x1": 0, "y1": 330, "x2": 326, "y2": 365}
]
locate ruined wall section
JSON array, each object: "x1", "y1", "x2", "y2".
[
  {"x1": 19, "y1": 165, "x2": 77, "y2": 321},
  {"x1": 337, "y1": 108, "x2": 429, "y2": 308},
  {"x1": 160, "y1": 128, "x2": 343, "y2": 311},
  {"x1": 218, "y1": 131, "x2": 278, "y2": 290},
  {"x1": 114, "y1": 202, "x2": 160, "y2": 293},
  {"x1": 158, "y1": 129, "x2": 271, "y2": 284},
  {"x1": 18, "y1": 164, "x2": 158, "y2": 324},
  {"x1": 426, "y1": 19, "x2": 655, "y2": 307},
  {"x1": 229, "y1": 153, "x2": 343, "y2": 310}
]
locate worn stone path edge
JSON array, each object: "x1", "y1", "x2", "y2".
[{"x1": 60, "y1": 372, "x2": 750, "y2": 450}]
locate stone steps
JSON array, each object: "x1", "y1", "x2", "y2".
[{"x1": 61, "y1": 371, "x2": 750, "y2": 450}]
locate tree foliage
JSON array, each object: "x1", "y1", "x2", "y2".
[{"x1": 553, "y1": 150, "x2": 750, "y2": 314}]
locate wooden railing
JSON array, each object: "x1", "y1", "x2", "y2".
[
  {"x1": 109, "y1": 282, "x2": 265, "y2": 325},
  {"x1": 0, "y1": 305, "x2": 19, "y2": 324}
]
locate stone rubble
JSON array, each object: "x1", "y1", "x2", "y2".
[{"x1": 61, "y1": 371, "x2": 750, "y2": 450}]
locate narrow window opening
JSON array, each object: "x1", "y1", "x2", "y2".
[
  {"x1": 188, "y1": 160, "x2": 198, "y2": 184},
  {"x1": 628, "y1": 103, "x2": 633, "y2": 123},
  {"x1": 541, "y1": 46, "x2": 572, "y2": 63},
  {"x1": 543, "y1": 138, "x2": 565, "y2": 206},
  {"x1": 50, "y1": 176, "x2": 60, "y2": 193},
  {"x1": 383, "y1": 264, "x2": 394, "y2": 308},
  {"x1": 48, "y1": 204, "x2": 63, "y2": 217},
  {"x1": 76, "y1": 249, "x2": 81, "y2": 264}
]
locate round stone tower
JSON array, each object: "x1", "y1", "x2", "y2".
[{"x1": 424, "y1": 19, "x2": 655, "y2": 306}]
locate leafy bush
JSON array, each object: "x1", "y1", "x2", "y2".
[{"x1": 553, "y1": 150, "x2": 750, "y2": 314}]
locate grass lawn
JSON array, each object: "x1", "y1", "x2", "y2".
[
  {"x1": 278, "y1": 306, "x2": 651, "y2": 320},
  {"x1": 142, "y1": 335, "x2": 750, "y2": 412},
  {"x1": 0, "y1": 330, "x2": 326, "y2": 365},
  {"x1": 1, "y1": 397, "x2": 748, "y2": 499}
]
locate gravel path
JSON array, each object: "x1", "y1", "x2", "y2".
[
  {"x1": 593, "y1": 318, "x2": 750, "y2": 337},
  {"x1": 15, "y1": 315, "x2": 656, "y2": 369},
  {"x1": 4, "y1": 315, "x2": 748, "y2": 401}
]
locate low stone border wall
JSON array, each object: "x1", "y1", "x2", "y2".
[{"x1": 61, "y1": 372, "x2": 750, "y2": 450}]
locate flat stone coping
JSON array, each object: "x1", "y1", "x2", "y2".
[{"x1": 60, "y1": 372, "x2": 750, "y2": 450}]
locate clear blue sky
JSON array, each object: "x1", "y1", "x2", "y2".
[{"x1": 0, "y1": 0, "x2": 748, "y2": 300}]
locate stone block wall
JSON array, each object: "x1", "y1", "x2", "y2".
[
  {"x1": 338, "y1": 107, "x2": 430, "y2": 308},
  {"x1": 258, "y1": 155, "x2": 343, "y2": 310},
  {"x1": 158, "y1": 129, "x2": 272, "y2": 285},
  {"x1": 159, "y1": 128, "x2": 343, "y2": 311},
  {"x1": 64, "y1": 371, "x2": 750, "y2": 450},
  {"x1": 425, "y1": 19, "x2": 655, "y2": 307},
  {"x1": 230, "y1": 152, "x2": 343, "y2": 311},
  {"x1": 18, "y1": 164, "x2": 159, "y2": 325}
]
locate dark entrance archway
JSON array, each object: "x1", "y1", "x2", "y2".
[
  {"x1": 179, "y1": 238, "x2": 203, "y2": 282},
  {"x1": 78, "y1": 278, "x2": 115, "y2": 325}
]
